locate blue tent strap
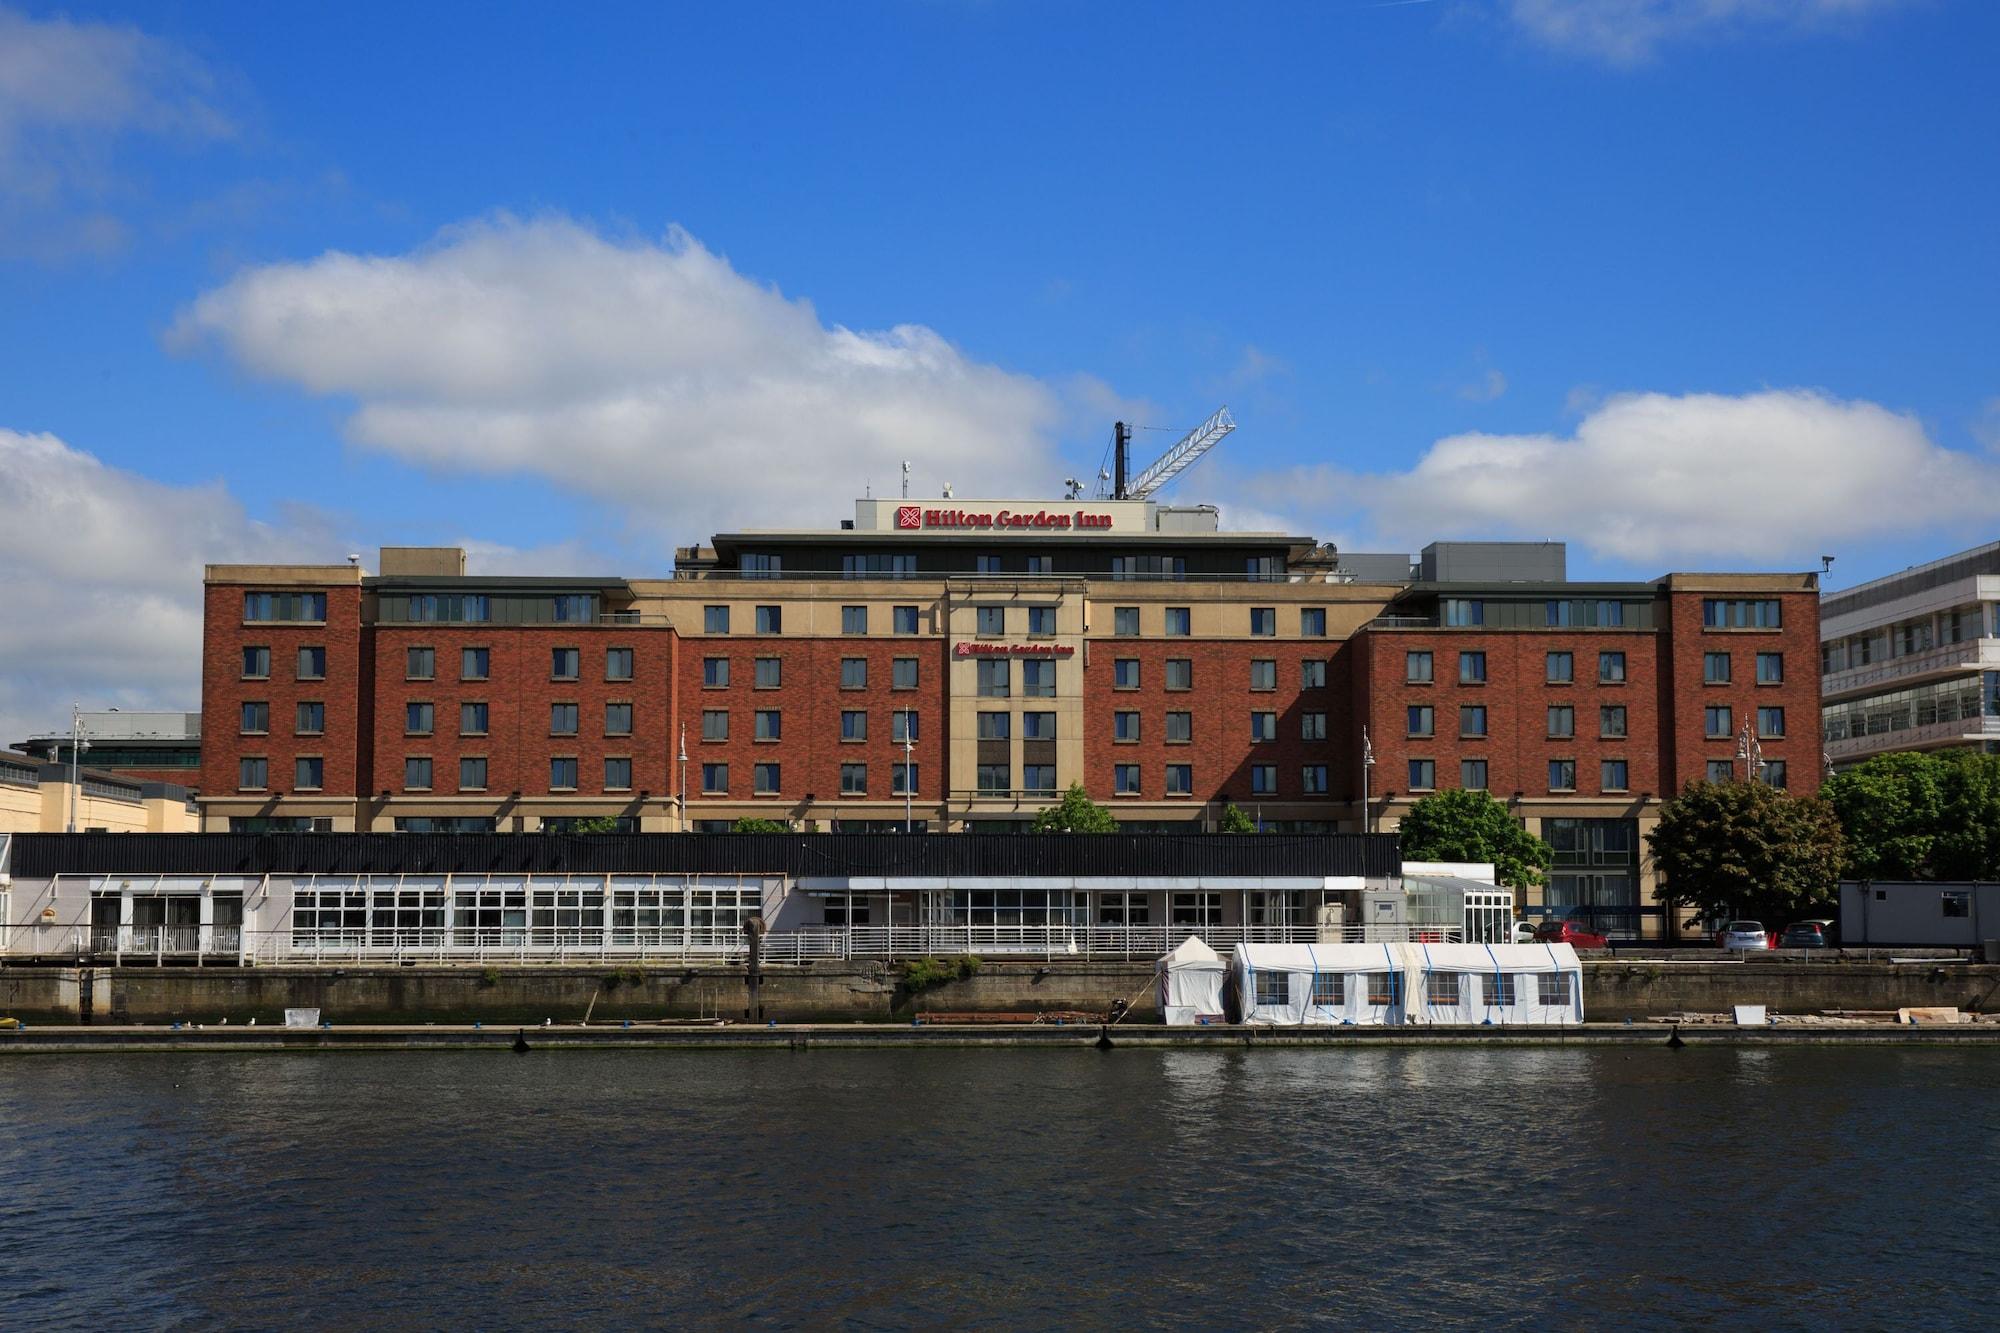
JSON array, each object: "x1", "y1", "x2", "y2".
[
  {"x1": 1483, "y1": 940, "x2": 1505, "y2": 1020},
  {"x1": 1380, "y1": 941, "x2": 1401, "y2": 1015},
  {"x1": 1306, "y1": 941, "x2": 1321, "y2": 1017},
  {"x1": 1421, "y1": 940, "x2": 1434, "y2": 1018}
]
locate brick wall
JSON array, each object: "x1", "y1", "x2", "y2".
[
  {"x1": 201, "y1": 585, "x2": 365, "y2": 798},
  {"x1": 1659, "y1": 588, "x2": 1824, "y2": 794}
]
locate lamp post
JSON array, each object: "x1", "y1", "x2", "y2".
[
  {"x1": 677, "y1": 724, "x2": 688, "y2": 832},
  {"x1": 1361, "y1": 725, "x2": 1376, "y2": 834},
  {"x1": 898, "y1": 728, "x2": 915, "y2": 833},
  {"x1": 67, "y1": 702, "x2": 87, "y2": 834}
]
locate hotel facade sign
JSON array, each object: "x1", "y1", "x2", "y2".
[
  {"x1": 899, "y1": 506, "x2": 1113, "y2": 532},
  {"x1": 954, "y1": 642, "x2": 1077, "y2": 657}
]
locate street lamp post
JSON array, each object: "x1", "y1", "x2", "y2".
[
  {"x1": 1361, "y1": 725, "x2": 1375, "y2": 834},
  {"x1": 677, "y1": 724, "x2": 688, "y2": 832},
  {"x1": 899, "y1": 729, "x2": 915, "y2": 833},
  {"x1": 67, "y1": 702, "x2": 87, "y2": 834}
]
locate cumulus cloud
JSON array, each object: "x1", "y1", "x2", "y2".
[
  {"x1": 1241, "y1": 389, "x2": 2000, "y2": 567},
  {"x1": 171, "y1": 215, "x2": 1073, "y2": 543},
  {"x1": 1506, "y1": 0, "x2": 1911, "y2": 64}
]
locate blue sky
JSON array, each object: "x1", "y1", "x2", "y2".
[{"x1": 1, "y1": 0, "x2": 1997, "y2": 733}]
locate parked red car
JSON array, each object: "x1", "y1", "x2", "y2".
[{"x1": 1533, "y1": 919, "x2": 1610, "y2": 950}]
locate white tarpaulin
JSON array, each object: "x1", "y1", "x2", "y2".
[
  {"x1": 1156, "y1": 936, "x2": 1227, "y2": 1026},
  {"x1": 1231, "y1": 942, "x2": 1583, "y2": 1027}
]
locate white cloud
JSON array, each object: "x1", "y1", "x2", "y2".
[
  {"x1": 171, "y1": 215, "x2": 1075, "y2": 542},
  {"x1": 1506, "y1": 0, "x2": 1911, "y2": 64},
  {"x1": 1240, "y1": 388, "x2": 2000, "y2": 567}
]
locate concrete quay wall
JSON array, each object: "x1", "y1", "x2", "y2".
[{"x1": 2, "y1": 959, "x2": 1997, "y2": 1025}]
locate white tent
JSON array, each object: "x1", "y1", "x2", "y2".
[
  {"x1": 1157, "y1": 936, "x2": 1228, "y2": 1025},
  {"x1": 1229, "y1": 941, "x2": 1584, "y2": 1027}
]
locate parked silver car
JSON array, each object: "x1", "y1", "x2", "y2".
[{"x1": 1717, "y1": 920, "x2": 1774, "y2": 950}]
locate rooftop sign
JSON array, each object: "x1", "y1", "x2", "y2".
[
  {"x1": 899, "y1": 506, "x2": 1112, "y2": 532},
  {"x1": 854, "y1": 497, "x2": 1159, "y2": 534}
]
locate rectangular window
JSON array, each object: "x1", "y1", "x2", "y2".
[
  {"x1": 1757, "y1": 652, "x2": 1784, "y2": 684},
  {"x1": 243, "y1": 591, "x2": 326, "y2": 622},
  {"x1": 1114, "y1": 658, "x2": 1140, "y2": 689},
  {"x1": 702, "y1": 709, "x2": 728, "y2": 742},
  {"x1": 1539, "y1": 974, "x2": 1573, "y2": 1007},
  {"x1": 605, "y1": 702, "x2": 633, "y2": 736},
  {"x1": 702, "y1": 763, "x2": 728, "y2": 794},
  {"x1": 405, "y1": 646, "x2": 434, "y2": 680},
  {"x1": 1367, "y1": 972, "x2": 1396, "y2": 1006},
  {"x1": 1311, "y1": 972, "x2": 1344, "y2": 1006},
  {"x1": 293, "y1": 756, "x2": 323, "y2": 791},
  {"x1": 891, "y1": 709, "x2": 919, "y2": 743},
  {"x1": 1703, "y1": 598, "x2": 1782, "y2": 629},
  {"x1": 841, "y1": 553, "x2": 918, "y2": 580},
  {"x1": 548, "y1": 757, "x2": 577, "y2": 790},
  {"x1": 1488, "y1": 973, "x2": 1516, "y2": 1007},
  {"x1": 405, "y1": 756, "x2": 433, "y2": 791},
  {"x1": 551, "y1": 594, "x2": 593, "y2": 622},
  {"x1": 1114, "y1": 764, "x2": 1142, "y2": 795},
  {"x1": 1704, "y1": 651, "x2": 1731, "y2": 684},
  {"x1": 551, "y1": 647, "x2": 579, "y2": 680},
  {"x1": 841, "y1": 605, "x2": 868, "y2": 635},
  {"x1": 975, "y1": 554, "x2": 1003, "y2": 575},
  {"x1": 1942, "y1": 889, "x2": 1972, "y2": 919},
  {"x1": 977, "y1": 711, "x2": 1011, "y2": 740},
  {"x1": 1408, "y1": 705, "x2": 1435, "y2": 737},
  {"x1": 892, "y1": 605, "x2": 919, "y2": 634},
  {"x1": 1251, "y1": 712, "x2": 1277, "y2": 742},
  {"x1": 1022, "y1": 659, "x2": 1056, "y2": 697},
  {"x1": 1302, "y1": 712, "x2": 1327, "y2": 741},
  {"x1": 1250, "y1": 763, "x2": 1277, "y2": 795},
  {"x1": 1247, "y1": 556, "x2": 1282, "y2": 583},
  {"x1": 1758, "y1": 707, "x2": 1786, "y2": 738},
  {"x1": 1022, "y1": 764, "x2": 1056, "y2": 793},
  {"x1": 460, "y1": 647, "x2": 490, "y2": 681},
  {"x1": 1546, "y1": 652, "x2": 1573, "y2": 684},
  {"x1": 977, "y1": 658, "x2": 1011, "y2": 697},
  {"x1": 606, "y1": 648, "x2": 634, "y2": 681},
  {"x1": 703, "y1": 657, "x2": 730, "y2": 688},
  {"x1": 1022, "y1": 711, "x2": 1056, "y2": 739},
  {"x1": 1028, "y1": 606, "x2": 1056, "y2": 636},
  {"x1": 841, "y1": 763, "x2": 867, "y2": 795},
  {"x1": 1165, "y1": 764, "x2": 1193, "y2": 795},
  {"x1": 1114, "y1": 606, "x2": 1139, "y2": 636},
  {"x1": 549, "y1": 703, "x2": 578, "y2": 735},
  {"x1": 1302, "y1": 765, "x2": 1329, "y2": 794},
  {"x1": 240, "y1": 701, "x2": 269, "y2": 734},
  {"x1": 296, "y1": 701, "x2": 325, "y2": 735},
  {"x1": 238, "y1": 756, "x2": 268, "y2": 790},
  {"x1": 1250, "y1": 607, "x2": 1276, "y2": 636},
  {"x1": 840, "y1": 657, "x2": 867, "y2": 689},
  {"x1": 1114, "y1": 711, "x2": 1141, "y2": 742},
  {"x1": 1254, "y1": 972, "x2": 1289, "y2": 1007},
  {"x1": 406, "y1": 702, "x2": 434, "y2": 735},
  {"x1": 242, "y1": 646, "x2": 270, "y2": 679},
  {"x1": 977, "y1": 763, "x2": 1010, "y2": 794},
  {"x1": 1461, "y1": 758, "x2": 1488, "y2": 790},
  {"x1": 755, "y1": 657, "x2": 781, "y2": 689},
  {"x1": 755, "y1": 710, "x2": 781, "y2": 741},
  {"x1": 1706, "y1": 759, "x2": 1734, "y2": 782},
  {"x1": 1165, "y1": 711, "x2": 1192, "y2": 742},
  {"x1": 1407, "y1": 651, "x2": 1433, "y2": 684},
  {"x1": 977, "y1": 605, "x2": 1005, "y2": 636},
  {"x1": 842, "y1": 710, "x2": 868, "y2": 741},
  {"x1": 1706, "y1": 705, "x2": 1733, "y2": 738},
  {"x1": 1549, "y1": 759, "x2": 1577, "y2": 791},
  {"x1": 605, "y1": 757, "x2": 632, "y2": 791},
  {"x1": 1547, "y1": 705, "x2": 1574, "y2": 739},
  {"x1": 460, "y1": 701, "x2": 488, "y2": 736},
  {"x1": 1301, "y1": 659, "x2": 1327, "y2": 688},
  {"x1": 1598, "y1": 651, "x2": 1626, "y2": 683},
  {"x1": 1428, "y1": 972, "x2": 1461, "y2": 1005},
  {"x1": 892, "y1": 762, "x2": 919, "y2": 795},
  {"x1": 892, "y1": 657, "x2": 918, "y2": 689},
  {"x1": 704, "y1": 605, "x2": 730, "y2": 633},
  {"x1": 1302, "y1": 607, "x2": 1327, "y2": 637},
  {"x1": 296, "y1": 646, "x2": 327, "y2": 680},
  {"x1": 459, "y1": 757, "x2": 487, "y2": 791},
  {"x1": 1409, "y1": 758, "x2": 1436, "y2": 790},
  {"x1": 1601, "y1": 759, "x2": 1629, "y2": 791},
  {"x1": 1459, "y1": 651, "x2": 1487, "y2": 684},
  {"x1": 1165, "y1": 659, "x2": 1192, "y2": 691},
  {"x1": 1460, "y1": 705, "x2": 1488, "y2": 738},
  {"x1": 1763, "y1": 760, "x2": 1788, "y2": 789},
  {"x1": 1441, "y1": 598, "x2": 1483, "y2": 627},
  {"x1": 754, "y1": 763, "x2": 781, "y2": 794},
  {"x1": 1165, "y1": 607, "x2": 1192, "y2": 637},
  {"x1": 1250, "y1": 659, "x2": 1277, "y2": 691},
  {"x1": 755, "y1": 605, "x2": 782, "y2": 634},
  {"x1": 1601, "y1": 705, "x2": 1627, "y2": 738}
]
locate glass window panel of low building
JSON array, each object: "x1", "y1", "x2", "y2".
[
  {"x1": 1408, "y1": 704, "x2": 1434, "y2": 736},
  {"x1": 1022, "y1": 660, "x2": 1055, "y2": 697},
  {"x1": 977, "y1": 659, "x2": 1010, "y2": 697},
  {"x1": 1704, "y1": 651, "x2": 1731, "y2": 684},
  {"x1": 239, "y1": 756, "x2": 267, "y2": 789},
  {"x1": 297, "y1": 701, "x2": 325, "y2": 734},
  {"x1": 704, "y1": 605, "x2": 730, "y2": 633},
  {"x1": 1028, "y1": 606, "x2": 1056, "y2": 636},
  {"x1": 1114, "y1": 606, "x2": 1140, "y2": 636},
  {"x1": 1601, "y1": 759, "x2": 1629, "y2": 791},
  {"x1": 406, "y1": 702, "x2": 434, "y2": 735},
  {"x1": 1706, "y1": 759, "x2": 1734, "y2": 782},
  {"x1": 977, "y1": 711, "x2": 1010, "y2": 740},
  {"x1": 1757, "y1": 652, "x2": 1784, "y2": 684},
  {"x1": 605, "y1": 702, "x2": 633, "y2": 735},
  {"x1": 978, "y1": 763, "x2": 1010, "y2": 793},
  {"x1": 461, "y1": 702, "x2": 488, "y2": 735},
  {"x1": 1549, "y1": 759, "x2": 1576, "y2": 791},
  {"x1": 702, "y1": 709, "x2": 728, "y2": 741},
  {"x1": 755, "y1": 710, "x2": 781, "y2": 741},
  {"x1": 1302, "y1": 607, "x2": 1327, "y2": 637},
  {"x1": 605, "y1": 757, "x2": 632, "y2": 790},
  {"x1": 892, "y1": 605, "x2": 919, "y2": 634},
  {"x1": 1459, "y1": 651, "x2": 1487, "y2": 684},
  {"x1": 841, "y1": 763, "x2": 867, "y2": 795},
  {"x1": 1407, "y1": 651, "x2": 1433, "y2": 683},
  {"x1": 1165, "y1": 764, "x2": 1193, "y2": 795},
  {"x1": 549, "y1": 703, "x2": 578, "y2": 735},
  {"x1": 1408, "y1": 758, "x2": 1435, "y2": 789},
  {"x1": 1598, "y1": 651, "x2": 1626, "y2": 683},
  {"x1": 754, "y1": 605, "x2": 783, "y2": 634},
  {"x1": 841, "y1": 710, "x2": 867, "y2": 741},
  {"x1": 552, "y1": 647, "x2": 579, "y2": 680},
  {"x1": 1548, "y1": 705, "x2": 1574, "y2": 738},
  {"x1": 1461, "y1": 758, "x2": 1488, "y2": 790},
  {"x1": 1165, "y1": 606, "x2": 1192, "y2": 636},
  {"x1": 892, "y1": 657, "x2": 918, "y2": 689},
  {"x1": 1460, "y1": 705, "x2": 1487, "y2": 737},
  {"x1": 460, "y1": 756, "x2": 487, "y2": 790},
  {"x1": 243, "y1": 645, "x2": 270, "y2": 678},
  {"x1": 1251, "y1": 712, "x2": 1277, "y2": 742},
  {"x1": 1302, "y1": 712, "x2": 1327, "y2": 741},
  {"x1": 297, "y1": 645, "x2": 326, "y2": 680},
  {"x1": 1601, "y1": 705, "x2": 1627, "y2": 738},
  {"x1": 892, "y1": 709, "x2": 918, "y2": 742},
  {"x1": 1114, "y1": 711, "x2": 1140, "y2": 742},
  {"x1": 841, "y1": 605, "x2": 868, "y2": 634},
  {"x1": 405, "y1": 757, "x2": 433, "y2": 790},
  {"x1": 977, "y1": 606, "x2": 1006, "y2": 636},
  {"x1": 1757, "y1": 706, "x2": 1786, "y2": 737},
  {"x1": 1165, "y1": 711, "x2": 1192, "y2": 742},
  {"x1": 241, "y1": 701, "x2": 269, "y2": 733},
  {"x1": 702, "y1": 762, "x2": 728, "y2": 793},
  {"x1": 840, "y1": 657, "x2": 867, "y2": 689},
  {"x1": 1546, "y1": 651, "x2": 1573, "y2": 683},
  {"x1": 1113, "y1": 658, "x2": 1140, "y2": 689},
  {"x1": 1023, "y1": 764, "x2": 1056, "y2": 793},
  {"x1": 892, "y1": 762, "x2": 918, "y2": 794},
  {"x1": 755, "y1": 763, "x2": 781, "y2": 794},
  {"x1": 605, "y1": 648, "x2": 634, "y2": 681}
]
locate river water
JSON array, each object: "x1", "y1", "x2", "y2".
[{"x1": 1, "y1": 1047, "x2": 1994, "y2": 1329}]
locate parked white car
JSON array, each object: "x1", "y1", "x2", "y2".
[{"x1": 1717, "y1": 920, "x2": 1774, "y2": 950}]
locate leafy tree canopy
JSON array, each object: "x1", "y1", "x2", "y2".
[
  {"x1": 1647, "y1": 779, "x2": 1844, "y2": 925},
  {"x1": 1030, "y1": 782, "x2": 1119, "y2": 833},
  {"x1": 1396, "y1": 788, "x2": 1552, "y2": 890},
  {"x1": 729, "y1": 817, "x2": 790, "y2": 834},
  {"x1": 1216, "y1": 802, "x2": 1258, "y2": 834},
  {"x1": 1824, "y1": 749, "x2": 2000, "y2": 881}
]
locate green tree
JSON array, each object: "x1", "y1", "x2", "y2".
[
  {"x1": 1395, "y1": 788, "x2": 1552, "y2": 890},
  {"x1": 1823, "y1": 751, "x2": 1948, "y2": 879},
  {"x1": 1030, "y1": 782, "x2": 1119, "y2": 833},
  {"x1": 729, "y1": 817, "x2": 790, "y2": 834},
  {"x1": 1216, "y1": 802, "x2": 1258, "y2": 834},
  {"x1": 560, "y1": 816, "x2": 628, "y2": 834},
  {"x1": 1647, "y1": 779, "x2": 1844, "y2": 925},
  {"x1": 1933, "y1": 750, "x2": 2000, "y2": 880}
]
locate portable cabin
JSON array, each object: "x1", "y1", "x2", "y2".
[{"x1": 1156, "y1": 936, "x2": 1228, "y2": 1025}]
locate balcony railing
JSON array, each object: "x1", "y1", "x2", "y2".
[
  {"x1": 1820, "y1": 638, "x2": 2000, "y2": 700},
  {"x1": 1826, "y1": 715, "x2": 2000, "y2": 760}
]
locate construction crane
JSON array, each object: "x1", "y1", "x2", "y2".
[{"x1": 1112, "y1": 406, "x2": 1236, "y2": 500}]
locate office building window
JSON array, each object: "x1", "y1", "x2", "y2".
[
  {"x1": 240, "y1": 701, "x2": 269, "y2": 734},
  {"x1": 1704, "y1": 652, "x2": 1731, "y2": 684},
  {"x1": 754, "y1": 605, "x2": 782, "y2": 634},
  {"x1": 1028, "y1": 606, "x2": 1056, "y2": 636},
  {"x1": 1461, "y1": 758, "x2": 1488, "y2": 790},
  {"x1": 755, "y1": 657, "x2": 782, "y2": 688},
  {"x1": 549, "y1": 702, "x2": 578, "y2": 735},
  {"x1": 1547, "y1": 651, "x2": 1573, "y2": 683},
  {"x1": 292, "y1": 756, "x2": 323, "y2": 791},
  {"x1": 1408, "y1": 758, "x2": 1435, "y2": 790},
  {"x1": 1165, "y1": 606, "x2": 1192, "y2": 636},
  {"x1": 1757, "y1": 652, "x2": 1784, "y2": 684},
  {"x1": 459, "y1": 757, "x2": 487, "y2": 791},
  {"x1": 840, "y1": 658, "x2": 867, "y2": 689},
  {"x1": 754, "y1": 763, "x2": 781, "y2": 795},
  {"x1": 1602, "y1": 759, "x2": 1629, "y2": 791},
  {"x1": 552, "y1": 647, "x2": 579, "y2": 680},
  {"x1": 1549, "y1": 759, "x2": 1577, "y2": 791},
  {"x1": 892, "y1": 763, "x2": 919, "y2": 795},
  {"x1": 1599, "y1": 651, "x2": 1626, "y2": 683},
  {"x1": 406, "y1": 702, "x2": 434, "y2": 735},
  {"x1": 891, "y1": 709, "x2": 919, "y2": 743},
  {"x1": 1114, "y1": 711, "x2": 1140, "y2": 742},
  {"x1": 1022, "y1": 764, "x2": 1056, "y2": 793},
  {"x1": 405, "y1": 757, "x2": 433, "y2": 791},
  {"x1": 1114, "y1": 764, "x2": 1142, "y2": 795},
  {"x1": 1706, "y1": 705, "x2": 1733, "y2": 737},
  {"x1": 605, "y1": 702, "x2": 633, "y2": 736},
  {"x1": 1758, "y1": 706, "x2": 1785, "y2": 738},
  {"x1": 1165, "y1": 764, "x2": 1193, "y2": 795},
  {"x1": 1250, "y1": 764, "x2": 1277, "y2": 794},
  {"x1": 460, "y1": 647, "x2": 489, "y2": 680},
  {"x1": 703, "y1": 657, "x2": 729, "y2": 688},
  {"x1": 977, "y1": 605, "x2": 1005, "y2": 636},
  {"x1": 243, "y1": 646, "x2": 271, "y2": 679},
  {"x1": 842, "y1": 710, "x2": 868, "y2": 741},
  {"x1": 1022, "y1": 659, "x2": 1055, "y2": 697},
  {"x1": 1408, "y1": 705, "x2": 1435, "y2": 737},
  {"x1": 1250, "y1": 607, "x2": 1276, "y2": 636},
  {"x1": 704, "y1": 605, "x2": 730, "y2": 633},
  {"x1": 1407, "y1": 651, "x2": 1433, "y2": 684},
  {"x1": 238, "y1": 756, "x2": 268, "y2": 790},
  {"x1": 702, "y1": 763, "x2": 728, "y2": 794},
  {"x1": 1459, "y1": 651, "x2": 1487, "y2": 684},
  {"x1": 1114, "y1": 606, "x2": 1140, "y2": 636},
  {"x1": 841, "y1": 763, "x2": 867, "y2": 795},
  {"x1": 842, "y1": 605, "x2": 868, "y2": 635},
  {"x1": 1165, "y1": 711, "x2": 1192, "y2": 742},
  {"x1": 1601, "y1": 705, "x2": 1627, "y2": 738},
  {"x1": 1165, "y1": 659, "x2": 1193, "y2": 690},
  {"x1": 297, "y1": 646, "x2": 327, "y2": 680},
  {"x1": 1302, "y1": 764, "x2": 1329, "y2": 794},
  {"x1": 892, "y1": 605, "x2": 919, "y2": 634},
  {"x1": 1250, "y1": 659, "x2": 1277, "y2": 691},
  {"x1": 975, "y1": 660, "x2": 1011, "y2": 697},
  {"x1": 1703, "y1": 598, "x2": 1782, "y2": 629},
  {"x1": 1441, "y1": 598, "x2": 1484, "y2": 627},
  {"x1": 702, "y1": 709, "x2": 728, "y2": 741},
  {"x1": 755, "y1": 710, "x2": 782, "y2": 741},
  {"x1": 296, "y1": 701, "x2": 325, "y2": 735},
  {"x1": 1706, "y1": 759, "x2": 1735, "y2": 782},
  {"x1": 1251, "y1": 712, "x2": 1278, "y2": 742},
  {"x1": 892, "y1": 657, "x2": 919, "y2": 689},
  {"x1": 1301, "y1": 659, "x2": 1327, "y2": 688},
  {"x1": 243, "y1": 591, "x2": 326, "y2": 622},
  {"x1": 1460, "y1": 705, "x2": 1487, "y2": 738},
  {"x1": 1302, "y1": 712, "x2": 1327, "y2": 741},
  {"x1": 977, "y1": 763, "x2": 1010, "y2": 794},
  {"x1": 606, "y1": 648, "x2": 634, "y2": 681},
  {"x1": 460, "y1": 702, "x2": 488, "y2": 736},
  {"x1": 1113, "y1": 659, "x2": 1140, "y2": 689},
  {"x1": 1302, "y1": 607, "x2": 1327, "y2": 637},
  {"x1": 605, "y1": 757, "x2": 632, "y2": 791},
  {"x1": 977, "y1": 711, "x2": 1011, "y2": 740}
]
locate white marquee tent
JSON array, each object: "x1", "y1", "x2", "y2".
[
  {"x1": 1229, "y1": 941, "x2": 1583, "y2": 1027},
  {"x1": 1156, "y1": 936, "x2": 1228, "y2": 1026}
]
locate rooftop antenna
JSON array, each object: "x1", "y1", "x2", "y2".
[
  {"x1": 941, "y1": 482, "x2": 954, "y2": 499},
  {"x1": 1064, "y1": 477, "x2": 1084, "y2": 500},
  {"x1": 901, "y1": 461, "x2": 911, "y2": 500}
]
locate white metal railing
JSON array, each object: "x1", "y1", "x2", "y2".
[
  {"x1": 1826, "y1": 714, "x2": 2000, "y2": 759},
  {"x1": 87, "y1": 926, "x2": 243, "y2": 960},
  {"x1": 1820, "y1": 638, "x2": 2000, "y2": 699}
]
